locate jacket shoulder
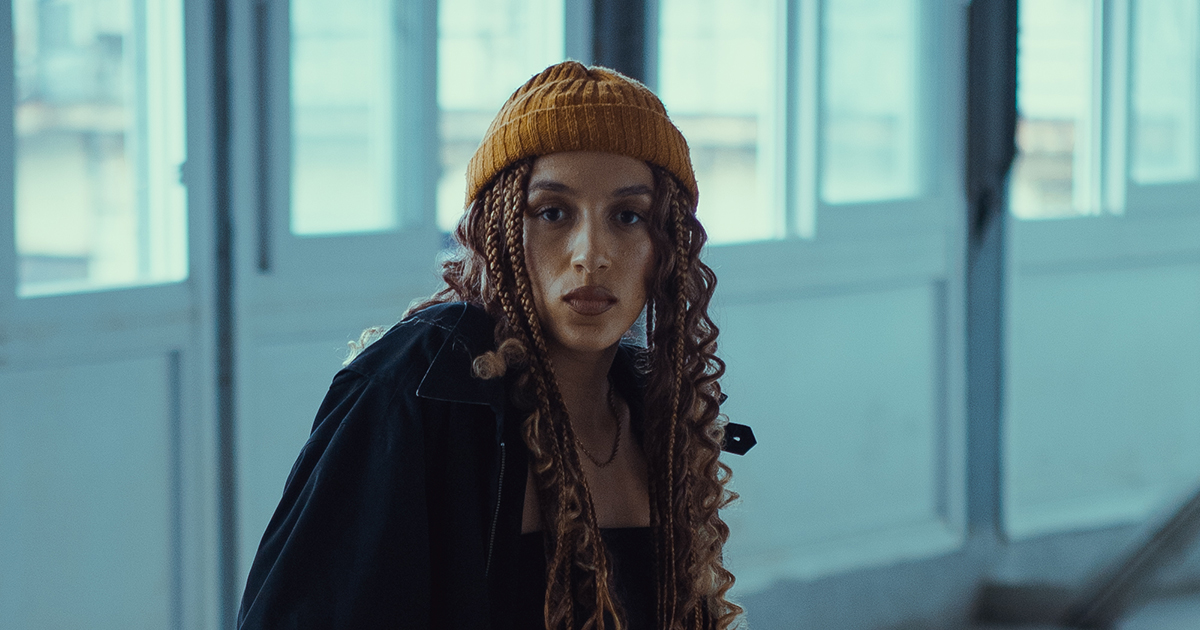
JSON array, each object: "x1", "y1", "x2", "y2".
[{"x1": 344, "y1": 302, "x2": 498, "y2": 402}]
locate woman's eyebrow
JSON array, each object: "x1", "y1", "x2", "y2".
[
  {"x1": 528, "y1": 180, "x2": 571, "y2": 193},
  {"x1": 527, "y1": 180, "x2": 653, "y2": 197},
  {"x1": 613, "y1": 184, "x2": 653, "y2": 197}
]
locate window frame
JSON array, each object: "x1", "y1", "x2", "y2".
[
  {"x1": 1003, "y1": 0, "x2": 1200, "y2": 540},
  {"x1": 6, "y1": 0, "x2": 191, "y2": 299},
  {"x1": 248, "y1": 0, "x2": 442, "y2": 302},
  {"x1": 1009, "y1": 0, "x2": 1200, "y2": 279},
  {"x1": 677, "y1": 0, "x2": 971, "y2": 587}
]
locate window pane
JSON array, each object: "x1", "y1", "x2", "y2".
[
  {"x1": 1130, "y1": 0, "x2": 1199, "y2": 184},
  {"x1": 1010, "y1": 0, "x2": 1098, "y2": 219},
  {"x1": 821, "y1": 0, "x2": 919, "y2": 204},
  {"x1": 658, "y1": 0, "x2": 781, "y2": 245},
  {"x1": 437, "y1": 0, "x2": 564, "y2": 233},
  {"x1": 291, "y1": 0, "x2": 396, "y2": 235},
  {"x1": 14, "y1": 0, "x2": 187, "y2": 296}
]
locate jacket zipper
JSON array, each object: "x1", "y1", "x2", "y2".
[{"x1": 485, "y1": 440, "x2": 505, "y2": 577}]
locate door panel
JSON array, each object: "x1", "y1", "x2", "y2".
[
  {"x1": 236, "y1": 337, "x2": 358, "y2": 577},
  {"x1": 718, "y1": 282, "x2": 956, "y2": 589},
  {"x1": 1006, "y1": 261, "x2": 1200, "y2": 537},
  {"x1": 0, "y1": 354, "x2": 177, "y2": 629}
]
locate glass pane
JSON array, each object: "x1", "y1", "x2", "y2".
[
  {"x1": 14, "y1": 0, "x2": 187, "y2": 296},
  {"x1": 1010, "y1": 0, "x2": 1098, "y2": 219},
  {"x1": 291, "y1": 0, "x2": 396, "y2": 235},
  {"x1": 437, "y1": 0, "x2": 564, "y2": 233},
  {"x1": 821, "y1": 0, "x2": 919, "y2": 204},
  {"x1": 1130, "y1": 0, "x2": 1199, "y2": 184},
  {"x1": 658, "y1": 0, "x2": 781, "y2": 245}
]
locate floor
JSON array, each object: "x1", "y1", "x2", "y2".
[
  {"x1": 1118, "y1": 593, "x2": 1200, "y2": 630},
  {"x1": 971, "y1": 593, "x2": 1200, "y2": 630}
]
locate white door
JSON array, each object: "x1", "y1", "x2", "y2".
[
  {"x1": 0, "y1": 0, "x2": 221, "y2": 627},
  {"x1": 1004, "y1": 0, "x2": 1200, "y2": 542},
  {"x1": 655, "y1": 0, "x2": 969, "y2": 590},
  {"x1": 225, "y1": 0, "x2": 444, "y2": 601}
]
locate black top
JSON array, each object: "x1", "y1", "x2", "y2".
[{"x1": 515, "y1": 527, "x2": 656, "y2": 630}]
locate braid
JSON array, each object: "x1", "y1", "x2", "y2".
[
  {"x1": 412, "y1": 160, "x2": 743, "y2": 630},
  {"x1": 483, "y1": 170, "x2": 512, "y2": 321},
  {"x1": 495, "y1": 159, "x2": 623, "y2": 629},
  {"x1": 660, "y1": 180, "x2": 693, "y2": 628}
]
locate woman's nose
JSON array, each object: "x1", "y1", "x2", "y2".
[{"x1": 569, "y1": 214, "x2": 612, "y2": 273}]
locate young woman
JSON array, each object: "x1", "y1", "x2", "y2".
[{"x1": 238, "y1": 61, "x2": 754, "y2": 630}]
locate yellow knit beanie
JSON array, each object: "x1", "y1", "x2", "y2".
[{"x1": 465, "y1": 61, "x2": 697, "y2": 205}]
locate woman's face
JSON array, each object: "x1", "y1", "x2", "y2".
[{"x1": 523, "y1": 151, "x2": 655, "y2": 359}]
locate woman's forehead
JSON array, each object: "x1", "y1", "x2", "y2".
[{"x1": 528, "y1": 152, "x2": 655, "y2": 195}]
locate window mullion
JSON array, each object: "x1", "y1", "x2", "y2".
[
  {"x1": 592, "y1": 0, "x2": 649, "y2": 82},
  {"x1": 0, "y1": 0, "x2": 16, "y2": 303},
  {"x1": 792, "y1": 0, "x2": 820, "y2": 239},
  {"x1": 1102, "y1": 0, "x2": 1131, "y2": 214}
]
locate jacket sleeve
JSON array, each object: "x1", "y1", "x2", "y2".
[{"x1": 238, "y1": 368, "x2": 431, "y2": 629}]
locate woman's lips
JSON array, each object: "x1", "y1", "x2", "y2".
[{"x1": 562, "y1": 286, "x2": 617, "y2": 316}]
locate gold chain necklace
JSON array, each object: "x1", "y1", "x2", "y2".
[{"x1": 574, "y1": 382, "x2": 622, "y2": 468}]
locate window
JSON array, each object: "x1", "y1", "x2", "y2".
[
  {"x1": 659, "y1": 0, "x2": 964, "y2": 591},
  {"x1": 658, "y1": 0, "x2": 927, "y2": 246},
  {"x1": 658, "y1": 0, "x2": 782, "y2": 244},
  {"x1": 821, "y1": 0, "x2": 920, "y2": 204},
  {"x1": 1009, "y1": 0, "x2": 1100, "y2": 219},
  {"x1": 290, "y1": 0, "x2": 398, "y2": 235},
  {"x1": 436, "y1": 0, "x2": 565, "y2": 233},
  {"x1": 1009, "y1": 0, "x2": 1200, "y2": 220},
  {"x1": 1130, "y1": 0, "x2": 1198, "y2": 184},
  {"x1": 14, "y1": 0, "x2": 187, "y2": 296}
]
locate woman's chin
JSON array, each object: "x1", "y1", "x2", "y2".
[
  {"x1": 550, "y1": 328, "x2": 625, "y2": 357},
  {"x1": 545, "y1": 317, "x2": 634, "y2": 358}
]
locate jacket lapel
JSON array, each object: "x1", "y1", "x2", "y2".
[{"x1": 415, "y1": 303, "x2": 501, "y2": 407}]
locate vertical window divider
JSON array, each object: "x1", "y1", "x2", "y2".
[
  {"x1": 791, "y1": 0, "x2": 820, "y2": 239},
  {"x1": 0, "y1": 0, "x2": 15, "y2": 302},
  {"x1": 642, "y1": 0, "x2": 659, "y2": 89},
  {"x1": 254, "y1": 0, "x2": 272, "y2": 272},
  {"x1": 1083, "y1": 0, "x2": 1107, "y2": 214},
  {"x1": 965, "y1": 0, "x2": 1017, "y2": 537},
  {"x1": 766, "y1": 0, "x2": 788, "y2": 239},
  {"x1": 565, "y1": 0, "x2": 595, "y2": 65},
  {"x1": 396, "y1": 0, "x2": 438, "y2": 230},
  {"x1": 210, "y1": 0, "x2": 239, "y2": 623},
  {"x1": 133, "y1": 0, "x2": 153, "y2": 278},
  {"x1": 1103, "y1": 0, "x2": 1131, "y2": 215},
  {"x1": 593, "y1": 0, "x2": 648, "y2": 81}
]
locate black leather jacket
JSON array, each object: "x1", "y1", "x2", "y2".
[{"x1": 237, "y1": 302, "x2": 752, "y2": 629}]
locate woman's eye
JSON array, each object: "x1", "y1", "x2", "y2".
[
  {"x1": 616, "y1": 210, "x2": 643, "y2": 225},
  {"x1": 537, "y1": 207, "x2": 564, "y2": 222}
]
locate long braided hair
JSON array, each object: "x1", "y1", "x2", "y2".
[{"x1": 408, "y1": 157, "x2": 742, "y2": 630}]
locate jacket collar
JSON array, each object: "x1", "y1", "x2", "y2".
[
  {"x1": 414, "y1": 303, "x2": 502, "y2": 408},
  {"x1": 412, "y1": 303, "x2": 754, "y2": 454},
  {"x1": 414, "y1": 302, "x2": 646, "y2": 410}
]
